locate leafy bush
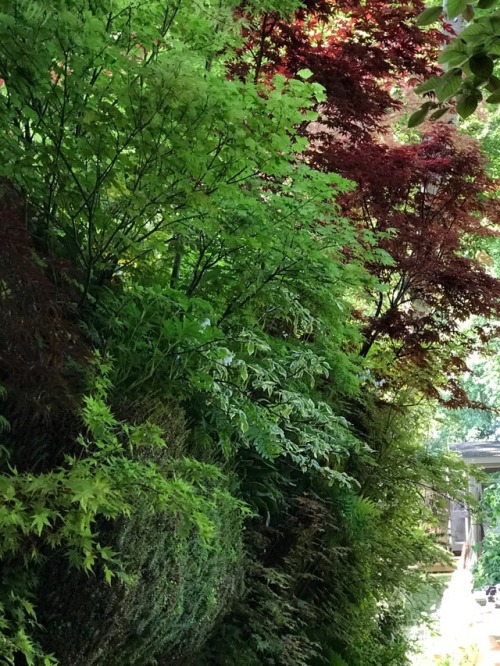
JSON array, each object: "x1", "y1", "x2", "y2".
[
  {"x1": 202, "y1": 397, "x2": 469, "y2": 666},
  {"x1": 0, "y1": 358, "x2": 245, "y2": 665},
  {"x1": 38, "y1": 484, "x2": 244, "y2": 665},
  {"x1": 95, "y1": 281, "x2": 362, "y2": 480},
  {"x1": 474, "y1": 474, "x2": 500, "y2": 588},
  {"x1": 199, "y1": 493, "x2": 329, "y2": 666}
]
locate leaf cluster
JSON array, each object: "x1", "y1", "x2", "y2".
[{"x1": 415, "y1": 0, "x2": 500, "y2": 120}]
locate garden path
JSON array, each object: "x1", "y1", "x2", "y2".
[{"x1": 412, "y1": 567, "x2": 500, "y2": 665}]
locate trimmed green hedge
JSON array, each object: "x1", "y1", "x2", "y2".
[{"x1": 38, "y1": 484, "x2": 244, "y2": 665}]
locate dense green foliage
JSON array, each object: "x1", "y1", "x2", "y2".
[
  {"x1": 429, "y1": 346, "x2": 500, "y2": 446},
  {"x1": 38, "y1": 482, "x2": 244, "y2": 664},
  {"x1": 415, "y1": 0, "x2": 500, "y2": 121},
  {"x1": 0, "y1": 352, "x2": 248, "y2": 662},
  {"x1": 0, "y1": 1, "x2": 496, "y2": 665},
  {"x1": 473, "y1": 474, "x2": 500, "y2": 587}
]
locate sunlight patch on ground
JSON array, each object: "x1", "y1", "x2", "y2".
[{"x1": 411, "y1": 568, "x2": 480, "y2": 665}]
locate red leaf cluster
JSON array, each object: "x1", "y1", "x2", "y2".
[
  {"x1": 233, "y1": 0, "x2": 443, "y2": 139},
  {"x1": 325, "y1": 126, "x2": 500, "y2": 403},
  {"x1": 327, "y1": 126, "x2": 500, "y2": 337}
]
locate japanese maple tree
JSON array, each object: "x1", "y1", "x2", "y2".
[
  {"x1": 232, "y1": 1, "x2": 500, "y2": 403},
  {"x1": 233, "y1": 0, "x2": 443, "y2": 139},
  {"x1": 319, "y1": 125, "x2": 500, "y2": 402}
]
